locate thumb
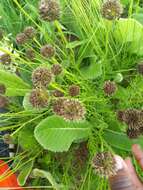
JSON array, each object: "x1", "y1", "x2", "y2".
[{"x1": 109, "y1": 156, "x2": 136, "y2": 190}]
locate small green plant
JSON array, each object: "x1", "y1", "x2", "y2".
[{"x1": 1, "y1": 0, "x2": 143, "y2": 189}]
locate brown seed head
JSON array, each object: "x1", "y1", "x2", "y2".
[
  {"x1": 103, "y1": 80, "x2": 117, "y2": 96},
  {"x1": 92, "y1": 152, "x2": 116, "y2": 177},
  {"x1": 39, "y1": 0, "x2": 60, "y2": 22},
  {"x1": 29, "y1": 89, "x2": 49, "y2": 108},
  {"x1": 51, "y1": 64, "x2": 62, "y2": 75},
  {"x1": 0, "y1": 84, "x2": 6, "y2": 94},
  {"x1": 0, "y1": 53, "x2": 11, "y2": 65},
  {"x1": 24, "y1": 26, "x2": 36, "y2": 39},
  {"x1": 40, "y1": 44, "x2": 55, "y2": 58},
  {"x1": 69, "y1": 85, "x2": 80, "y2": 97},
  {"x1": 101, "y1": 0, "x2": 123, "y2": 20},
  {"x1": 0, "y1": 95, "x2": 9, "y2": 108},
  {"x1": 16, "y1": 33, "x2": 28, "y2": 45},
  {"x1": 32, "y1": 67, "x2": 52, "y2": 88}
]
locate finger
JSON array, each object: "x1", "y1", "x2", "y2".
[
  {"x1": 109, "y1": 155, "x2": 136, "y2": 190},
  {"x1": 132, "y1": 144, "x2": 143, "y2": 170},
  {"x1": 125, "y1": 157, "x2": 142, "y2": 189}
]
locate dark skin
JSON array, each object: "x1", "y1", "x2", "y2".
[{"x1": 109, "y1": 144, "x2": 143, "y2": 190}]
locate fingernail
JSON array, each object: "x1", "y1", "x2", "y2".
[{"x1": 114, "y1": 156, "x2": 125, "y2": 171}]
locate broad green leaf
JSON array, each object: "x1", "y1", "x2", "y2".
[
  {"x1": 132, "y1": 13, "x2": 143, "y2": 25},
  {"x1": 81, "y1": 60, "x2": 102, "y2": 79},
  {"x1": 18, "y1": 160, "x2": 34, "y2": 186},
  {"x1": 0, "y1": 69, "x2": 30, "y2": 88},
  {"x1": 34, "y1": 116, "x2": 91, "y2": 152},
  {"x1": 0, "y1": 69, "x2": 30, "y2": 96},
  {"x1": 6, "y1": 88, "x2": 30, "y2": 97},
  {"x1": 104, "y1": 129, "x2": 143, "y2": 151},
  {"x1": 18, "y1": 126, "x2": 41, "y2": 152},
  {"x1": 32, "y1": 169, "x2": 60, "y2": 190},
  {"x1": 113, "y1": 18, "x2": 143, "y2": 55}
]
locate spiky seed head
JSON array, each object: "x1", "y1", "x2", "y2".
[
  {"x1": 52, "y1": 89, "x2": 64, "y2": 97},
  {"x1": 92, "y1": 152, "x2": 116, "y2": 177},
  {"x1": 0, "y1": 53, "x2": 11, "y2": 65},
  {"x1": 0, "y1": 95, "x2": 9, "y2": 108},
  {"x1": 137, "y1": 62, "x2": 143, "y2": 75},
  {"x1": 29, "y1": 89, "x2": 49, "y2": 108},
  {"x1": 32, "y1": 67, "x2": 52, "y2": 88},
  {"x1": 40, "y1": 44, "x2": 55, "y2": 58},
  {"x1": 3, "y1": 134, "x2": 13, "y2": 144},
  {"x1": 0, "y1": 29, "x2": 4, "y2": 40},
  {"x1": 26, "y1": 48, "x2": 35, "y2": 61},
  {"x1": 52, "y1": 98, "x2": 86, "y2": 121},
  {"x1": 51, "y1": 64, "x2": 62, "y2": 75},
  {"x1": 39, "y1": 0, "x2": 60, "y2": 22},
  {"x1": 103, "y1": 80, "x2": 117, "y2": 96},
  {"x1": 123, "y1": 109, "x2": 141, "y2": 126},
  {"x1": 69, "y1": 85, "x2": 80, "y2": 97},
  {"x1": 101, "y1": 0, "x2": 123, "y2": 20},
  {"x1": 117, "y1": 110, "x2": 125, "y2": 122},
  {"x1": 24, "y1": 26, "x2": 36, "y2": 39},
  {"x1": 0, "y1": 84, "x2": 6, "y2": 94},
  {"x1": 126, "y1": 126, "x2": 140, "y2": 139},
  {"x1": 16, "y1": 33, "x2": 28, "y2": 45}
]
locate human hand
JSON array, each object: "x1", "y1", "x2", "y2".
[{"x1": 109, "y1": 144, "x2": 143, "y2": 190}]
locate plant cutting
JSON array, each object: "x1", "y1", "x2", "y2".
[{"x1": 0, "y1": 0, "x2": 143, "y2": 189}]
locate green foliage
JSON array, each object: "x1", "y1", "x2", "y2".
[
  {"x1": 18, "y1": 125, "x2": 41, "y2": 152},
  {"x1": 0, "y1": 69, "x2": 30, "y2": 96},
  {"x1": 104, "y1": 129, "x2": 143, "y2": 151},
  {"x1": 34, "y1": 116, "x2": 91, "y2": 152},
  {"x1": 18, "y1": 160, "x2": 34, "y2": 186}
]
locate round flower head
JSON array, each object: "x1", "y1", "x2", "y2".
[
  {"x1": 92, "y1": 152, "x2": 116, "y2": 177},
  {"x1": 126, "y1": 127, "x2": 140, "y2": 139},
  {"x1": 117, "y1": 110, "x2": 125, "y2": 122},
  {"x1": 3, "y1": 134, "x2": 13, "y2": 144},
  {"x1": 52, "y1": 98, "x2": 86, "y2": 121},
  {"x1": 123, "y1": 109, "x2": 141, "y2": 127},
  {"x1": 69, "y1": 85, "x2": 80, "y2": 97},
  {"x1": 103, "y1": 80, "x2": 117, "y2": 96},
  {"x1": 51, "y1": 64, "x2": 62, "y2": 75},
  {"x1": 40, "y1": 44, "x2": 55, "y2": 58},
  {"x1": 24, "y1": 26, "x2": 36, "y2": 39},
  {"x1": 137, "y1": 62, "x2": 143, "y2": 75},
  {"x1": 16, "y1": 33, "x2": 28, "y2": 45},
  {"x1": 101, "y1": 0, "x2": 123, "y2": 20},
  {"x1": 0, "y1": 84, "x2": 6, "y2": 94},
  {"x1": 52, "y1": 89, "x2": 64, "y2": 97},
  {"x1": 29, "y1": 89, "x2": 49, "y2": 108},
  {"x1": 0, "y1": 53, "x2": 11, "y2": 65},
  {"x1": 26, "y1": 48, "x2": 35, "y2": 61},
  {"x1": 0, "y1": 95, "x2": 9, "y2": 108},
  {"x1": 32, "y1": 67, "x2": 52, "y2": 88},
  {"x1": 39, "y1": 0, "x2": 60, "y2": 22}
]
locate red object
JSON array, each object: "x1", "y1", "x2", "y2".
[{"x1": 0, "y1": 160, "x2": 24, "y2": 189}]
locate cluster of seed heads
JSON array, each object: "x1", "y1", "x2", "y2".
[
  {"x1": 26, "y1": 48, "x2": 35, "y2": 61},
  {"x1": 69, "y1": 85, "x2": 80, "y2": 97},
  {"x1": 0, "y1": 53, "x2": 11, "y2": 65},
  {"x1": 40, "y1": 44, "x2": 55, "y2": 58},
  {"x1": 103, "y1": 80, "x2": 117, "y2": 96},
  {"x1": 16, "y1": 26, "x2": 35, "y2": 45},
  {"x1": 29, "y1": 89, "x2": 49, "y2": 108},
  {"x1": 101, "y1": 0, "x2": 123, "y2": 20},
  {"x1": 51, "y1": 64, "x2": 62, "y2": 75},
  {"x1": 0, "y1": 95, "x2": 9, "y2": 108},
  {"x1": 52, "y1": 98, "x2": 86, "y2": 121},
  {"x1": 92, "y1": 152, "x2": 117, "y2": 177},
  {"x1": 32, "y1": 67, "x2": 52, "y2": 88},
  {"x1": 117, "y1": 109, "x2": 143, "y2": 139},
  {"x1": 39, "y1": 0, "x2": 60, "y2": 22},
  {"x1": 52, "y1": 89, "x2": 64, "y2": 97}
]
